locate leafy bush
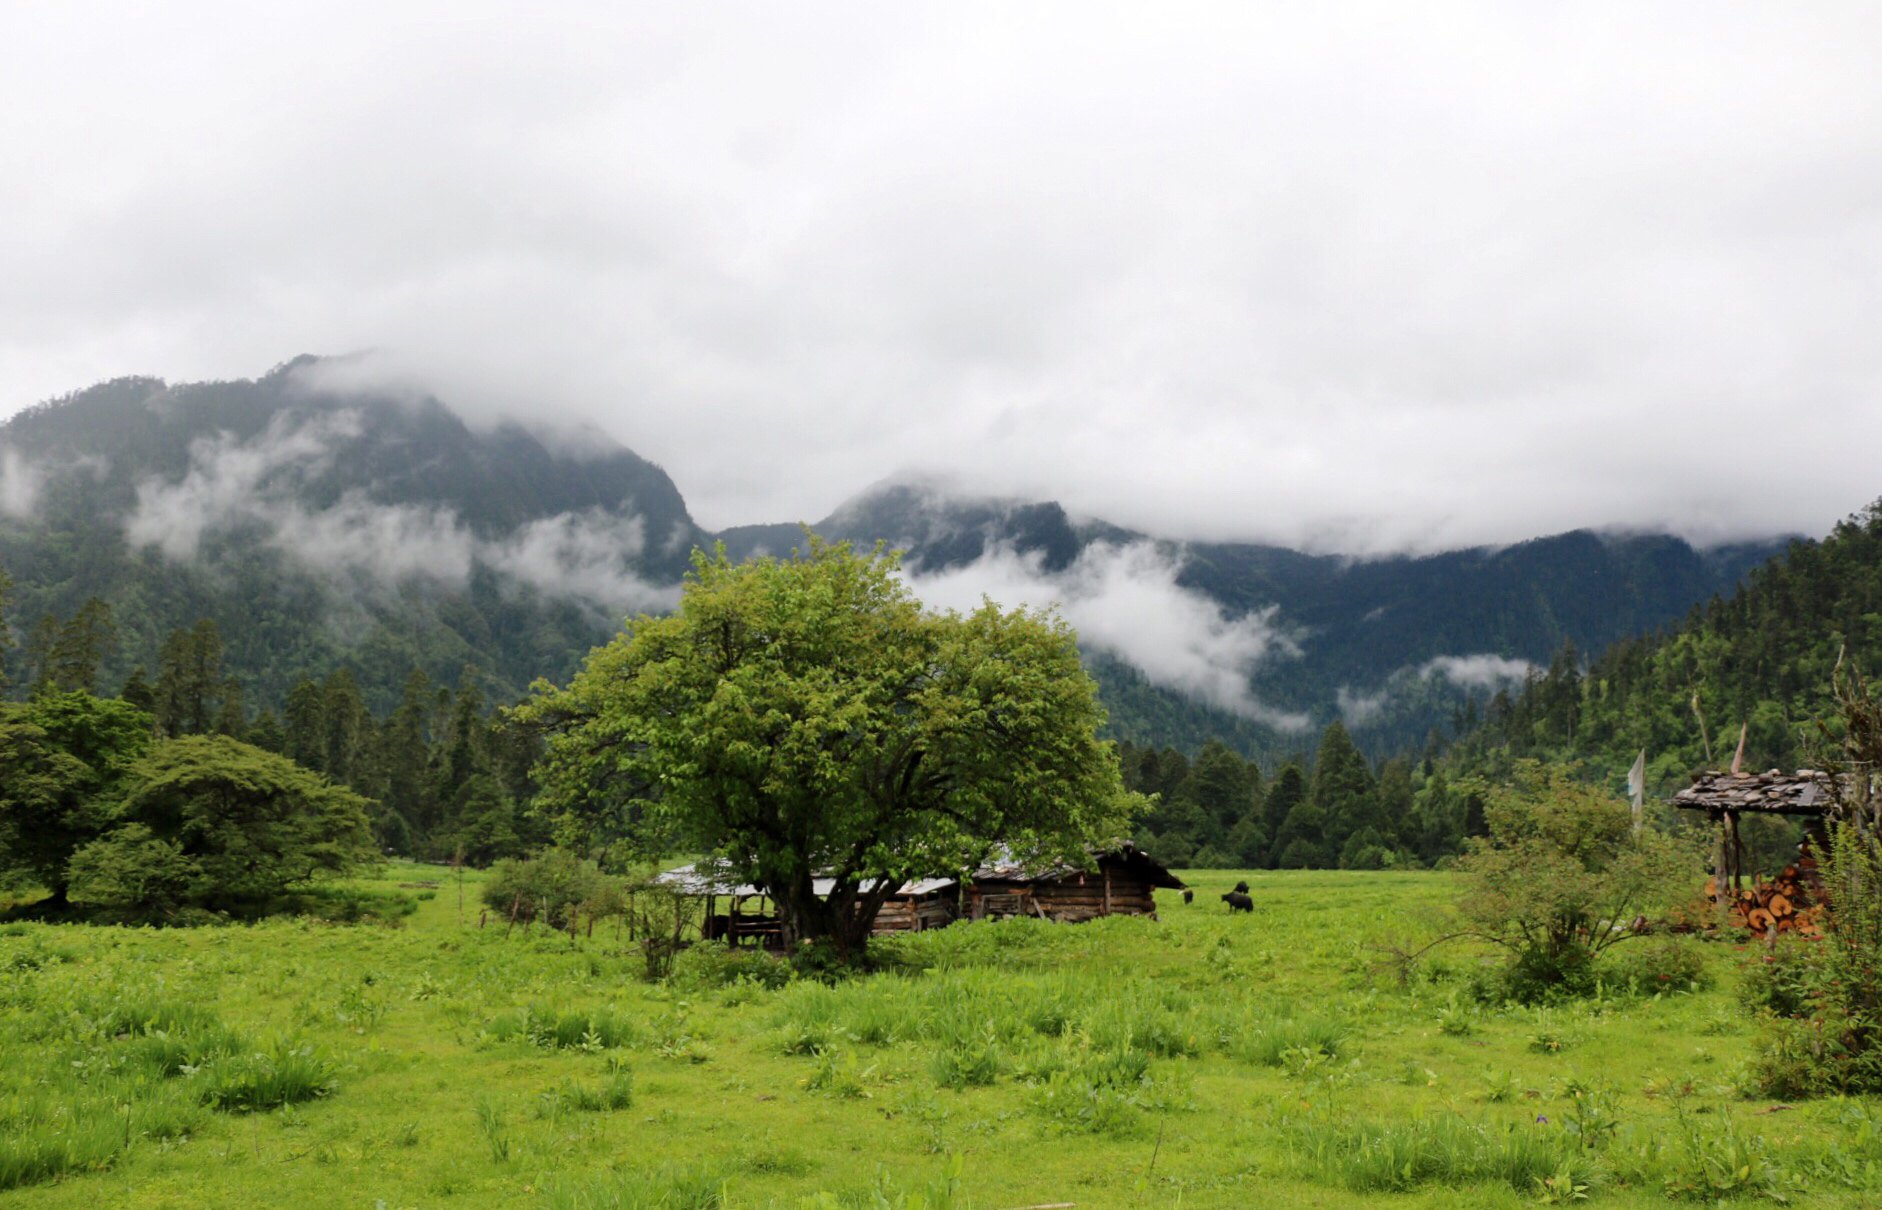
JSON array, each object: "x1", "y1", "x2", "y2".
[
  {"x1": 668, "y1": 944, "x2": 793, "y2": 992},
  {"x1": 1751, "y1": 664, "x2": 1882, "y2": 1095},
  {"x1": 1598, "y1": 935, "x2": 1712, "y2": 996},
  {"x1": 1456, "y1": 762, "x2": 1697, "y2": 1002},
  {"x1": 481, "y1": 850, "x2": 612, "y2": 930}
]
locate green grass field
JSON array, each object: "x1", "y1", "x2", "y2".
[{"x1": 3, "y1": 865, "x2": 1880, "y2": 1208}]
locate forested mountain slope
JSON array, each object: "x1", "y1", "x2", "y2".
[
  {"x1": 1445, "y1": 501, "x2": 1882, "y2": 798},
  {"x1": 0, "y1": 361, "x2": 1790, "y2": 758},
  {"x1": 768, "y1": 480, "x2": 1785, "y2": 758},
  {"x1": 0, "y1": 361, "x2": 697, "y2": 708}
]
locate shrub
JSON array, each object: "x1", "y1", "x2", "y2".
[
  {"x1": 1741, "y1": 937, "x2": 1820, "y2": 1019},
  {"x1": 668, "y1": 944, "x2": 793, "y2": 992},
  {"x1": 481, "y1": 850, "x2": 612, "y2": 930},
  {"x1": 1456, "y1": 762, "x2": 1697, "y2": 1002},
  {"x1": 1598, "y1": 935, "x2": 1712, "y2": 995},
  {"x1": 1751, "y1": 662, "x2": 1882, "y2": 1095}
]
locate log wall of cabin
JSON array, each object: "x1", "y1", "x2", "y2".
[
  {"x1": 871, "y1": 895, "x2": 959, "y2": 934},
  {"x1": 967, "y1": 876, "x2": 1158, "y2": 922}
]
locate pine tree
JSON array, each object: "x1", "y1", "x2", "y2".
[
  {"x1": 282, "y1": 678, "x2": 326, "y2": 771},
  {"x1": 47, "y1": 598, "x2": 116, "y2": 694},
  {"x1": 153, "y1": 620, "x2": 224, "y2": 736},
  {"x1": 1310, "y1": 721, "x2": 1381, "y2": 861}
]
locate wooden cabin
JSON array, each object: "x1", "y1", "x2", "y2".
[
  {"x1": 654, "y1": 863, "x2": 959, "y2": 946},
  {"x1": 965, "y1": 842, "x2": 1184, "y2": 923},
  {"x1": 656, "y1": 841, "x2": 1184, "y2": 946},
  {"x1": 869, "y1": 878, "x2": 961, "y2": 932}
]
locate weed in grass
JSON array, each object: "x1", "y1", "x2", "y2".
[
  {"x1": 196, "y1": 1043, "x2": 338, "y2": 1112},
  {"x1": 929, "y1": 1037, "x2": 1004, "y2": 1091},
  {"x1": 1232, "y1": 1014, "x2": 1349, "y2": 1067},
  {"x1": 473, "y1": 1096, "x2": 510, "y2": 1163},
  {"x1": 738, "y1": 1144, "x2": 813, "y2": 1176},
  {"x1": 485, "y1": 1006, "x2": 641, "y2": 1051},
  {"x1": 1292, "y1": 1113, "x2": 1589, "y2": 1195},
  {"x1": 538, "y1": 1071, "x2": 635, "y2": 1118},
  {"x1": 1655, "y1": 1113, "x2": 1782, "y2": 1202},
  {"x1": 1530, "y1": 1028, "x2": 1571, "y2": 1054},
  {"x1": 541, "y1": 1164, "x2": 728, "y2": 1210},
  {"x1": 1436, "y1": 994, "x2": 1476, "y2": 1037}
]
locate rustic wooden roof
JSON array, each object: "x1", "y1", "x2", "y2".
[
  {"x1": 1671, "y1": 770, "x2": 1834, "y2": 815},
  {"x1": 972, "y1": 841, "x2": 1187, "y2": 890},
  {"x1": 654, "y1": 862, "x2": 957, "y2": 899}
]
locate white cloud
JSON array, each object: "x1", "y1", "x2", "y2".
[
  {"x1": 122, "y1": 414, "x2": 669, "y2": 609},
  {"x1": 1337, "y1": 686, "x2": 1390, "y2": 727},
  {"x1": 1419, "y1": 654, "x2": 1537, "y2": 690},
  {"x1": 125, "y1": 410, "x2": 361, "y2": 559},
  {"x1": 268, "y1": 491, "x2": 474, "y2": 584},
  {"x1": 4, "y1": 7, "x2": 1881, "y2": 551},
  {"x1": 0, "y1": 445, "x2": 45, "y2": 519},
  {"x1": 907, "y1": 540, "x2": 1311, "y2": 732},
  {"x1": 484, "y1": 509, "x2": 676, "y2": 612}
]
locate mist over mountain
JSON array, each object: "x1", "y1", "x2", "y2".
[{"x1": 0, "y1": 362, "x2": 1792, "y2": 757}]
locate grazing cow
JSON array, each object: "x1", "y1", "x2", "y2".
[
  {"x1": 1232, "y1": 880, "x2": 1250, "y2": 894},
  {"x1": 1182, "y1": 889, "x2": 1194, "y2": 904},
  {"x1": 1222, "y1": 891, "x2": 1254, "y2": 913}
]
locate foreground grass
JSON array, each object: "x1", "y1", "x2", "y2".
[{"x1": 2, "y1": 866, "x2": 1880, "y2": 1207}]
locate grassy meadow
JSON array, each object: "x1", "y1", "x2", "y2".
[{"x1": 3, "y1": 865, "x2": 1881, "y2": 1208}]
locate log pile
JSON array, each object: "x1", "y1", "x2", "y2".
[{"x1": 1704, "y1": 853, "x2": 1824, "y2": 939}]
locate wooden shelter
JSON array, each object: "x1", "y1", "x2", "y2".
[
  {"x1": 964, "y1": 842, "x2": 1185, "y2": 923},
  {"x1": 657, "y1": 841, "x2": 1186, "y2": 944},
  {"x1": 654, "y1": 862, "x2": 960, "y2": 947},
  {"x1": 1671, "y1": 770, "x2": 1836, "y2": 932}
]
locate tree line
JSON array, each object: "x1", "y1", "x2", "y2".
[
  {"x1": 1, "y1": 578, "x2": 547, "y2": 885},
  {"x1": 1120, "y1": 722, "x2": 1484, "y2": 870}
]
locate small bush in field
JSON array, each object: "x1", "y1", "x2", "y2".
[
  {"x1": 196, "y1": 1043, "x2": 337, "y2": 1111},
  {"x1": 1742, "y1": 938, "x2": 1821, "y2": 1019},
  {"x1": 481, "y1": 850, "x2": 613, "y2": 930},
  {"x1": 1599, "y1": 936, "x2": 1713, "y2": 996},
  {"x1": 1456, "y1": 762, "x2": 1697, "y2": 1003},
  {"x1": 669, "y1": 945, "x2": 793, "y2": 992}
]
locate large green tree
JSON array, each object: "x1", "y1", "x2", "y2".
[
  {"x1": 0, "y1": 692, "x2": 153, "y2": 902},
  {"x1": 520, "y1": 539, "x2": 1141, "y2": 955},
  {"x1": 70, "y1": 735, "x2": 377, "y2": 910}
]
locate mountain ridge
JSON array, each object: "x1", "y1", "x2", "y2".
[{"x1": 0, "y1": 360, "x2": 1797, "y2": 758}]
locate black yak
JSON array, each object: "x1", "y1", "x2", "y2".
[{"x1": 1222, "y1": 891, "x2": 1253, "y2": 912}]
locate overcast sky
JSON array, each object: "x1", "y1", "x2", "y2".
[{"x1": 3, "y1": 3, "x2": 1879, "y2": 553}]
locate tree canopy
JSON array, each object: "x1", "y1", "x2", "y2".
[
  {"x1": 0, "y1": 691, "x2": 152, "y2": 901},
  {"x1": 69, "y1": 734, "x2": 377, "y2": 911},
  {"x1": 520, "y1": 539, "x2": 1142, "y2": 954}
]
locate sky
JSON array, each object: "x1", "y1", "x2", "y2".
[{"x1": 3, "y1": 3, "x2": 1880, "y2": 555}]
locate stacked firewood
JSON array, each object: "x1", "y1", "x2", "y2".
[{"x1": 1705, "y1": 855, "x2": 1824, "y2": 938}]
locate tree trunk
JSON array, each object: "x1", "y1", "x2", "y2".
[{"x1": 773, "y1": 875, "x2": 891, "y2": 962}]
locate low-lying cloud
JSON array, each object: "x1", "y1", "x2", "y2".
[
  {"x1": 123, "y1": 413, "x2": 671, "y2": 610},
  {"x1": 1419, "y1": 654, "x2": 1537, "y2": 689},
  {"x1": 907, "y1": 541, "x2": 1311, "y2": 732},
  {"x1": 1334, "y1": 652, "x2": 1538, "y2": 729},
  {"x1": 125, "y1": 410, "x2": 362, "y2": 560},
  {"x1": 0, "y1": 444, "x2": 46, "y2": 519}
]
